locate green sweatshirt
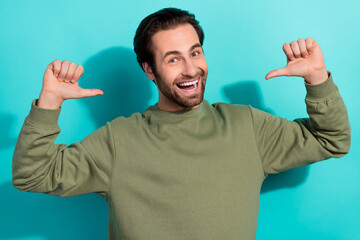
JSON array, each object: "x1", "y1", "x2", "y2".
[{"x1": 13, "y1": 73, "x2": 350, "y2": 240}]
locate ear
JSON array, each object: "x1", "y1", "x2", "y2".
[{"x1": 142, "y1": 62, "x2": 155, "y2": 81}]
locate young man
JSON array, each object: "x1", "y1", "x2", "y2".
[{"x1": 13, "y1": 8, "x2": 350, "y2": 240}]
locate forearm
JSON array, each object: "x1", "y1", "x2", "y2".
[
  {"x1": 252, "y1": 72, "x2": 350, "y2": 175},
  {"x1": 12, "y1": 101, "x2": 115, "y2": 197},
  {"x1": 304, "y1": 71, "x2": 351, "y2": 156},
  {"x1": 12, "y1": 100, "x2": 63, "y2": 192},
  {"x1": 304, "y1": 68, "x2": 328, "y2": 85},
  {"x1": 37, "y1": 91, "x2": 64, "y2": 109}
]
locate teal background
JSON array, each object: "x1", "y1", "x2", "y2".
[{"x1": 1, "y1": 0, "x2": 359, "y2": 239}]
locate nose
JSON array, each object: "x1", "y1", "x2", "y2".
[{"x1": 181, "y1": 59, "x2": 197, "y2": 78}]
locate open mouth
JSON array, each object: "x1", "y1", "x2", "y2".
[{"x1": 176, "y1": 78, "x2": 199, "y2": 92}]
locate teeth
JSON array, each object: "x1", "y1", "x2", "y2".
[{"x1": 178, "y1": 79, "x2": 199, "y2": 87}]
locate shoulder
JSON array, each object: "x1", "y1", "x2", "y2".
[
  {"x1": 109, "y1": 112, "x2": 147, "y2": 128},
  {"x1": 209, "y1": 102, "x2": 280, "y2": 125},
  {"x1": 208, "y1": 102, "x2": 254, "y2": 124},
  {"x1": 211, "y1": 102, "x2": 251, "y2": 115}
]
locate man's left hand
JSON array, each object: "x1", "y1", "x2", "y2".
[{"x1": 265, "y1": 38, "x2": 328, "y2": 85}]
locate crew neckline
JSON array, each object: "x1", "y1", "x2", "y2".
[{"x1": 147, "y1": 100, "x2": 209, "y2": 120}]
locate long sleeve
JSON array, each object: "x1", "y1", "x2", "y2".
[
  {"x1": 250, "y1": 72, "x2": 351, "y2": 175},
  {"x1": 12, "y1": 100, "x2": 116, "y2": 197}
]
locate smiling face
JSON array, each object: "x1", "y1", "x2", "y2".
[{"x1": 143, "y1": 24, "x2": 208, "y2": 111}]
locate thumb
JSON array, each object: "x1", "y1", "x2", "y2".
[
  {"x1": 78, "y1": 88, "x2": 104, "y2": 98},
  {"x1": 265, "y1": 67, "x2": 289, "y2": 80}
]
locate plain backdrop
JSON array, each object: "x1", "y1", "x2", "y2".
[{"x1": 1, "y1": 0, "x2": 359, "y2": 239}]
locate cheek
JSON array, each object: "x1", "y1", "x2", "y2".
[
  {"x1": 196, "y1": 57, "x2": 208, "y2": 71},
  {"x1": 159, "y1": 66, "x2": 183, "y2": 82},
  {"x1": 201, "y1": 58, "x2": 208, "y2": 69}
]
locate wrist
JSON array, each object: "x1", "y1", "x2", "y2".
[
  {"x1": 37, "y1": 91, "x2": 63, "y2": 109},
  {"x1": 305, "y1": 68, "x2": 329, "y2": 85}
]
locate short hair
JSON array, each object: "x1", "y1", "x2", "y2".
[{"x1": 133, "y1": 8, "x2": 204, "y2": 71}]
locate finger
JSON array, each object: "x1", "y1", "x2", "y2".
[
  {"x1": 65, "y1": 62, "x2": 77, "y2": 83},
  {"x1": 79, "y1": 88, "x2": 104, "y2": 98},
  {"x1": 283, "y1": 43, "x2": 295, "y2": 61},
  {"x1": 265, "y1": 67, "x2": 290, "y2": 80},
  {"x1": 298, "y1": 38, "x2": 309, "y2": 58},
  {"x1": 305, "y1": 37, "x2": 315, "y2": 53},
  {"x1": 72, "y1": 65, "x2": 84, "y2": 83},
  {"x1": 47, "y1": 60, "x2": 61, "y2": 77},
  {"x1": 58, "y1": 61, "x2": 70, "y2": 82},
  {"x1": 52, "y1": 60, "x2": 62, "y2": 77},
  {"x1": 290, "y1": 41, "x2": 301, "y2": 58}
]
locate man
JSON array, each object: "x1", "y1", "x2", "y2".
[{"x1": 13, "y1": 8, "x2": 350, "y2": 240}]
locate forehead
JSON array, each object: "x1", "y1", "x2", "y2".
[{"x1": 151, "y1": 24, "x2": 200, "y2": 57}]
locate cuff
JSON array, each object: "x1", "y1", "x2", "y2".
[
  {"x1": 26, "y1": 99, "x2": 61, "y2": 128},
  {"x1": 305, "y1": 71, "x2": 338, "y2": 101}
]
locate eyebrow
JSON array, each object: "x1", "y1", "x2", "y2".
[{"x1": 162, "y1": 43, "x2": 202, "y2": 60}]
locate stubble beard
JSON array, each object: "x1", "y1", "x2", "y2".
[{"x1": 154, "y1": 70, "x2": 207, "y2": 109}]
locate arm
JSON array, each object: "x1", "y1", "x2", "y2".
[
  {"x1": 251, "y1": 73, "x2": 350, "y2": 175},
  {"x1": 12, "y1": 60, "x2": 113, "y2": 197},
  {"x1": 253, "y1": 38, "x2": 351, "y2": 175}
]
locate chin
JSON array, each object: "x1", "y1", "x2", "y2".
[{"x1": 175, "y1": 93, "x2": 204, "y2": 109}]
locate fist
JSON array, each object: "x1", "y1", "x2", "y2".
[
  {"x1": 265, "y1": 38, "x2": 328, "y2": 85},
  {"x1": 38, "y1": 60, "x2": 103, "y2": 109},
  {"x1": 44, "y1": 60, "x2": 84, "y2": 84}
]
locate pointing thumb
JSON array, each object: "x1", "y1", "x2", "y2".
[
  {"x1": 79, "y1": 88, "x2": 104, "y2": 98},
  {"x1": 265, "y1": 67, "x2": 289, "y2": 80}
]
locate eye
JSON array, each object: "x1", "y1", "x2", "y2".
[
  {"x1": 191, "y1": 51, "x2": 200, "y2": 57},
  {"x1": 168, "y1": 58, "x2": 178, "y2": 63}
]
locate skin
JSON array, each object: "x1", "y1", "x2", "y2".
[
  {"x1": 37, "y1": 60, "x2": 103, "y2": 109},
  {"x1": 265, "y1": 38, "x2": 328, "y2": 84},
  {"x1": 37, "y1": 25, "x2": 328, "y2": 110},
  {"x1": 142, "y1": 24, "x2": 208, "y2": 112}
]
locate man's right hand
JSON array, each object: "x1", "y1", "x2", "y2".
[{"x1": 37, "y1": 60, "x2": 103, "y2": 109}]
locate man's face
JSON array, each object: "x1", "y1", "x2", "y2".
[{"x1": 143, "y1": 24, "x2": 208, "y2": 111}]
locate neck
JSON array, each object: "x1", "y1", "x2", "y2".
[
  {"x1": 157, "y1": 102, "x2": 200, "y2": 112},
  {"x1": 157, "y1": 97, "x2": 200, "y2": 112}
]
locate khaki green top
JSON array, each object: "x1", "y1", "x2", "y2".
[{"x1": 13, "y1": 73, "x2": 350, "y2": 240}]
